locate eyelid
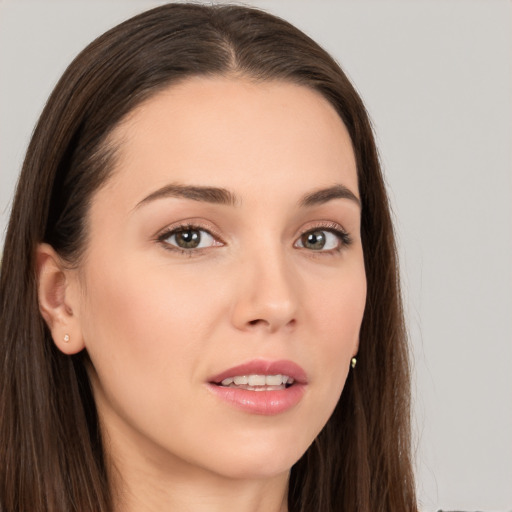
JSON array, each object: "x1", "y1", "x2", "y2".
[
  {"x1": 155, "y1": 220, "x2": 225, "y2": 252},
  {"x1": 294, "y1": 221, "x2": 352, "y2": 251},
  {"x1": 154, "y1": 219, "x2": 352, "y2": 255}
]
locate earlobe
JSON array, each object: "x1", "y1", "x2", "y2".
[{"x1": 36, "y1": 243, "x2": 85, "y2": 355}]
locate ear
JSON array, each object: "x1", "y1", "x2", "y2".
[{"x1": 36, "y1": 243, "x2": 85, "y2": 355}]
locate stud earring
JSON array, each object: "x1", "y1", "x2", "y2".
[
  {"x1": 351, "y1": 357, "x2": 357, "y2": 369},
  {"x1": 63, "y1": 334, "x2": 70, "y2": 343}
]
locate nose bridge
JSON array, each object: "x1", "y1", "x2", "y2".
[{"x1": 231, "y1": 234, "x2": 299, "y2": 332}]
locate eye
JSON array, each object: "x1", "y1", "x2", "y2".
[
  {"x1": 159, "y1": 226, "x2": 219, "y2": 250},
  {"x1": 295, "y1": 227, "x2": 350, "y2": 252}
]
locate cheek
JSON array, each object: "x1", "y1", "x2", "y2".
[
  {"x1": 304, "y1": 259, "x2": 366, "y2": 419},
  {"x1": 78, "y1": 257, "x2": 217, "y2": 417},
  {"x1": 312, "y1": 258, "x2": 366, "y2": 355},
  {"x1": 82, "y1": 254, "x2": 214, "y2": 348}
]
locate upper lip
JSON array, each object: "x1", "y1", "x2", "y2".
[{"x1": 208, "y1": 359, "x2": 308, "y2": 385}]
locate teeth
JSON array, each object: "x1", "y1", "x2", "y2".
[
  {"x1": 248, "y1": 375, "x2": 266, "y2": 386},
  {"x1": 220, "y1": 374, "x2": 294, "y2": 387},
  {"x1": 266, "y1": 374, "x2": 283, "y2": 386},
  {"x1": 226, "y1": 384, "x2": 286, "y2": 391}
]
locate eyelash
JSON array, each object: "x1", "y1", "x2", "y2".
[
  {"x1": 156, "y1": 222, "x2": 352, "y2": 256},
  {"x1": 297, "y1": 222, "x2": 353, "y2": 254},
  {"x1": 156, "y1": 222, "x2": 223, "y2": 257}
]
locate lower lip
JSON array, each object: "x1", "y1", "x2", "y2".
[{"x1": 206, "y1": 383, "x2": 306, "y2": 416}]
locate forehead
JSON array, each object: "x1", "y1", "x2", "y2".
[{"x1": 103, "y1": 76, "x2": 358, "y2": 205}]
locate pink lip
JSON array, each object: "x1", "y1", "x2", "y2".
[{"x1": 206, "y1": 359, "x2": 308, "y2": 416}]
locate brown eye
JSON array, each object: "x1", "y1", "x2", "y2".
[
  {"x1": 295, "y1": 228, "x2": 349, "y2": 252},
  {"x1": 301, "y1": 230, "x2": 327, "y2": 250},
  {"x1": 174, "y1": 229, "x2": 202, "y2": 248},
  {"x1": 160, "y1": 227, "x2": 217, "y2": 250}
]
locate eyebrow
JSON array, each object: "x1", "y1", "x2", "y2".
[
  {"x1": 299, "y1": 184, "x2": 361, "y2": 208},
  {"x1": 135, "y1": 183, "x2": 239, "y2": 209},
  {"x1": 134, "y1": 182, "x2": 360, "y2": 210}
]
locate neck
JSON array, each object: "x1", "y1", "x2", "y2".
[
  {"x1": 114, "y1": 467, "x2": 289, "y2": 512},
  {"x1": 103, "y1": 419, "x2": 289, "y2": 512}
]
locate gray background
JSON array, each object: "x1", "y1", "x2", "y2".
[{"x1": 1, "y1": 1, "x2": 511, "y2": 510}]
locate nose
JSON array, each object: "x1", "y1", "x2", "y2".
[{"x1": 230, "y1": 247, "x2": 299, "y2": 334}]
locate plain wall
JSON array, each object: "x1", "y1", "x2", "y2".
[{"x1": 1, "y1": 1, "x2": 511, "y2": 510}]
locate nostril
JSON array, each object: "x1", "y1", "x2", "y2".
[
  {"x1": 248, "y1": 318, "x2": 266, "y2": 326},
  {"x1": 247, "y1": 318, "x2": 296, "y2": 329}
]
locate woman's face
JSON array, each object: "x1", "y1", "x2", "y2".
[{"x1": 72, "y1": 77, "x2": 366, "y2": 480}]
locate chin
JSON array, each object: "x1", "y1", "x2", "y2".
[
  {"x1": 208, "y1": 457, "x2": 295, "y2": 481},
  {"x1": 197, "y1": 435, "x2": 310, "y2": 481}
]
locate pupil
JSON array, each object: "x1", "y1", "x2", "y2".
[
  {"x1": 303, "y1": 231, "x2": 325, "y2": 250},
  {"x1": 176, "y1": 229, "x2": 201, "y2": 248}
]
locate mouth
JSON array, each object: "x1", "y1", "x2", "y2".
[
  {"x1": 208, "y1": 359, "x2": 307, "y2": 389},
  {"x1": 206, "y1": 359, "x2": 307, "y2": 415},
  {"x1": 214, "y1": 373, "x2": 295, "y2": 391}
]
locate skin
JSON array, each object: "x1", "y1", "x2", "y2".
[{"x1": 37, "y1": 77, "x2": 366, "y2": 512}]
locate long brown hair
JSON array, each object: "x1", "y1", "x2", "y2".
[{"x1": 0, "y1": 4, "x2": 416, "y2": 511}]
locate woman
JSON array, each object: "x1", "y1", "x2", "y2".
[{"x1": 0, "y1": 4, "x2": 417, "y2": 511}]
